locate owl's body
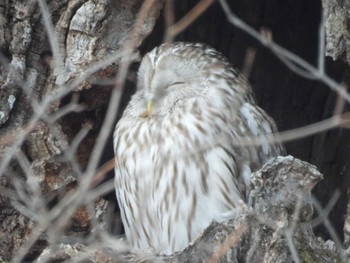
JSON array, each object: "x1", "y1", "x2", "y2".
[{"x1": 114, "y1": 42, "x2": 284, "y2": 254}]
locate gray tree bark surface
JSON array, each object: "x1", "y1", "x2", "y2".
[
  {"x1": 0, "y1": 0, "x2": 161, "y2": 261},
  {"x1": 323, "y1": 0, "x2": 350, "y2": 63}
]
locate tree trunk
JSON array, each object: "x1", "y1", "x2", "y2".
[{"x1": 0, "y1": 0, "x2": 162, "y2": 261}]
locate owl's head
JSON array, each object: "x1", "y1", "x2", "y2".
[
  {"x1": 136, "y1": 43, "x2": 209, "y2": 116},
  {"x1": 136, "y1": 42, "x2": 235, "y2": 116}
]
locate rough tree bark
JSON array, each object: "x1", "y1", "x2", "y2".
[
  {"x1": 0, "y1": 0, "x2": 161, "y2": 261},
  {"x1": 323, "y1": 0, "x2": 350, "y2": 64},
  {"x1": 0, "y1": 0, "x2": 349, "y2": 262}
]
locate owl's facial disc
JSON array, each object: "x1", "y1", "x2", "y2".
[{"x1": 138, "y1": 52, "x2": 206, "y2": 116}]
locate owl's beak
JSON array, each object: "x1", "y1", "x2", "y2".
[{"x1": 147, "y1": 100, "x2": 154, "y2": 115}]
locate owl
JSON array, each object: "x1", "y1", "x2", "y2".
[{"x1": 113, "y1": 42, "x2": 284, "y2": 255}]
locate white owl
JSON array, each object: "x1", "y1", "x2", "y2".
[{"x1": 113, "y1": 42, "x2": 284, "y2": 254}]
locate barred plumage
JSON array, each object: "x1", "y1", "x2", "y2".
[{"x1": 113, "y1": 42, "x2": 284, "y2": 254}]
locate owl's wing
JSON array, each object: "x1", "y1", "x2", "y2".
[
  {"x1": 239, "y1": 102, "x2": 285, "y2": 159},
  {"x1": 233, "y1": 102, "x2": 284, "y2": 193}
]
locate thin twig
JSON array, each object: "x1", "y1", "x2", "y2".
[
  {"x1": 165, "y1": 0, "x2": 216, "y2": 41},
  {"x1": 36, "y1": 0, "x2": 64, "y2": 75},
  {"x1": 206, "y1": 223, "x2": 248, "y2": 263}
]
